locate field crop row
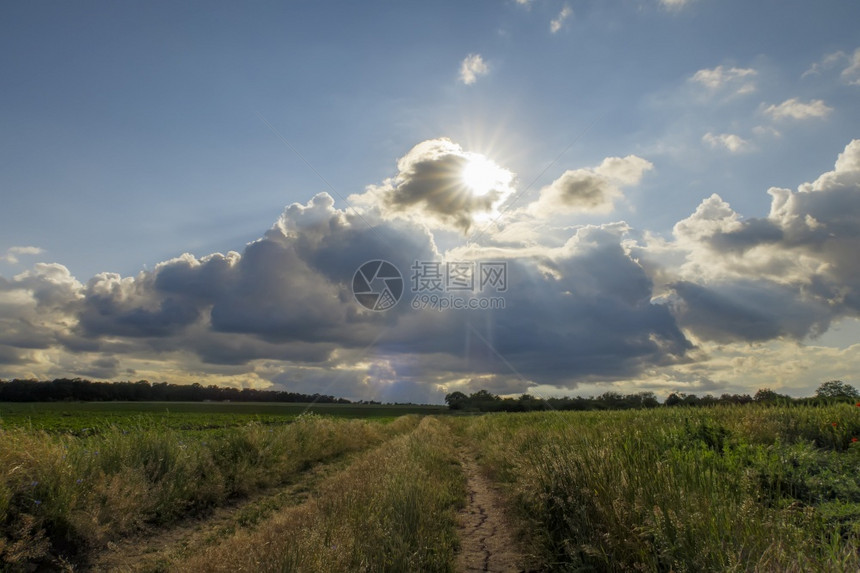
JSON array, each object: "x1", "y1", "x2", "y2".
[{"x1": 0, "y1": 401, "x2": 446, "y2": 433}]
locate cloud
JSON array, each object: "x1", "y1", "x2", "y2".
[
  {"x1": 354, "y1": 138, "x2": 515, "y2": 232},
  {"x1": 690, "y1": 65, "x2": 757, "y2": 95},
  {"x1": 802, "y1": 50, "x2": 848, "y2": 79},
  {"x1": 654, "y1": 139, "x2": 860, "y2": 344},
  {"x1": 529, "y1": 155, "x2": 653, "y2": 215},
  {"x1": 659, "y1": 0, "x2": 692, "y2": 9},
  {"x1": 669, "y1": 280, "x2": 832, "y2": 343},
  {"x1": 763, "y1": 98, "x2": 833, "y2": 121},
  {"x1": 1, "y1": 246, "x2": 44, "y2": 264},
  {"x1": 550, "y1": 5, "x2": 572, "y2": 33},
  {"x1": 459, "y1": 54, "x2": 489, "y2": 85},
  {"x1": 0, "y1": 263, "x2": 83, "y2": 366},
  {"x1": 843, "y1": 48, "x2": 860, "y2": 85},
  {"x1": 702, "y1": 132, "x2": 752, "y2": 153},
  {"x1": 4, "y1": 138, "x2": 860, "y2": 402},
  {"x1": 803, "y1": 48, "x2": 860, "y2": 85},
  {"x1": 0, "y1": 142, "x2": 692, "y2": 397}
]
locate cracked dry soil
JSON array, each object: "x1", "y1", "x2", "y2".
[{"x1": 455, "y1": 451, "x2": 527, "y2": 573}]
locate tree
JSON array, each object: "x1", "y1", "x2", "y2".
[
  {"x1": 754, "y1": 388, "x2": 779, "y2": 402},
  {"x1": 815, "y1": 380, "x2": 860, "y2": 399},
  {"x1": 444, "y1": 391, "x2": 468, "y2": 410}
]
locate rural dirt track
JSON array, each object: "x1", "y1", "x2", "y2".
[
  {"x1": 456, "y1": 450, "x2": 527, "y2": 573},
  {"x1": 84, "y1": 456, "x2": 350, "y2": 572}
]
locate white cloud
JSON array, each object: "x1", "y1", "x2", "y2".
[
  {"x1": 459, "y1": 53, "x2": 489, "y2": 85},
  {"x1": 529, "y1": 155, "x2": 653, "y2": 215},
  {"x1": 1, "y1": 246, "x2": 44, "y2": 264},
  {"x1": 763, "y1": 98, "x2": 833, "y2": 121},
  {"x1": 702, "y1": 132, "x2": 752, "y2": 153},
  {"x1": 803, "y1": 48, "x2": 860, "y2": 85},
  {"x1": 550, "y1": 5, "x2": 572, "y2": 33},
  {"x1": 752, "y1": 125, "x2": 781, "y2": 138},
  {"x1": 690, "y1": 65, "x2": 757, "y2": 95},
  {"x1": 802, "y1": 50, "x2": 846, "y2": 79},
  {"x1": 647, "y1": 139, "x2": 860, "y2": 346}
]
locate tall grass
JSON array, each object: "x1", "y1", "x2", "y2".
[
  {"x1": 0, "y1": 414, "x2": 418, "y2": 568},
  {"x1": 180, "y1": 416, "x2": 464, "y2": 572},
  {"x1": 453, "y1": 405, "x2": 860, "y2": 572}
]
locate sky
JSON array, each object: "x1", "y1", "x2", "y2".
[{"x1": 2, "y1": 0, "x2": 860, "y2": 403}]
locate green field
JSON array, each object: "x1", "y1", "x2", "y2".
[
  {"x1": 1, "y1": 403, "x2": 859, "y2": 571},
  {"x1": 0, "y1": 401, "x2": 447, "y2": 433}
]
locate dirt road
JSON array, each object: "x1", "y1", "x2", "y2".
[{"x1": 456, "y1": 450, "x2": 527, "y2": 572}]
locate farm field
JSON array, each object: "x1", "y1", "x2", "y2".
[
  {"x1": 1, "y1": 403, "x2": 859, "y2": 571},
  {"x1": 0, "y1": 401, "x2": 447, "y2": 433}
]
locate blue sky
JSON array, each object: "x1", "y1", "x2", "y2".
[{"x1": 2, "y1": 0, "x2": 860, "y2": 402}]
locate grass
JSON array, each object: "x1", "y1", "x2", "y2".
[
  {"x1": 3, "y1": 401, "x2": 860, "y2": 571},
  {"x1": 179, "y1": 416, "x2": 464, "y2": 572},
  {"x1": 0, "y1": 401, "x2": 447, "y2": 433},
  {"x1": 0, "y1": 413, "x2": 421, "y2": 568},
  {"x1": 450, "y1": 404, "x2": 860, "y2": 572}
]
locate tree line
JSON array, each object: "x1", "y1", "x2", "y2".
[
  {"x1": 0, "y1": 378, "x2": 351, "y2": 404},
  {"x1": 445, "y1": 380, "x2": 860, "y2": 412}
]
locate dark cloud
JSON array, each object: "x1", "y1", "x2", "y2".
[
  {"x1": 670, "y1": 280, "x2": 832, "y2": 342},
  {"x1": 74, "y1": 356, "x2": 121, "y2": 380},
  {"x1": 358, "y1": 138, "x2": 515, "y2": 232},
  {"x1": 0, "y1": 345, "x2": 28, "y2": 366}
]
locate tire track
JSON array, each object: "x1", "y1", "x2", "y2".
[{"x1": 84, "y1": 455, "x2": 353, "y2": 572}]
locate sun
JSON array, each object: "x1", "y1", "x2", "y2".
[{"x1": 461, "y1": 153, "x2": 509, "y2": 197}]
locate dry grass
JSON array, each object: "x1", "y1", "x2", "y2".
[
  {"x1": 0, "y1": 414, "x2": 416, "y2": 568},
  {"x1": 180, "y1": 416, "x2": 464, "y2": 573}
]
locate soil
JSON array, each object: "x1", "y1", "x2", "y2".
[{"x1": 455, "y1": 450, "x2": 529, "y2": 573}]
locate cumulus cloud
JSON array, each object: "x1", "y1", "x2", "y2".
[
  {"x1": 1, "y1": 246, "x2": 44, "y2": 264},
  {"x1": 354, "y1": 138, "x2": 515, "y2": 232},
  {"x1": 0, "y1": 140, "x2": 693, "y2": 397},
  {"x1": 459, "y1": 54, "x2": 489, "y2": 85},
  {"x1": 702, "y1": 132, "x2": 752, "y2": 153},
  {"x1": 550, "y1": 5, "x2": 572, "y2": 33},
  {"x1": 655, "y1": 139, "x2": 860, "y2": 344},
  {"x1": 690, "y1": 65, "x2": 757, "y2": 95},
  {"x1": 0, "y1": 263, "x2": 83, "y2": 366},
  {"x1": 4, "y1": 137, "x2": 860, "y2": 401},
  {"x1": 763, "y1": 98, "x2": 833, "y2": 121},
  {"x1": 529, "y1": 155, "x2": 653, "y2": 215}
]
